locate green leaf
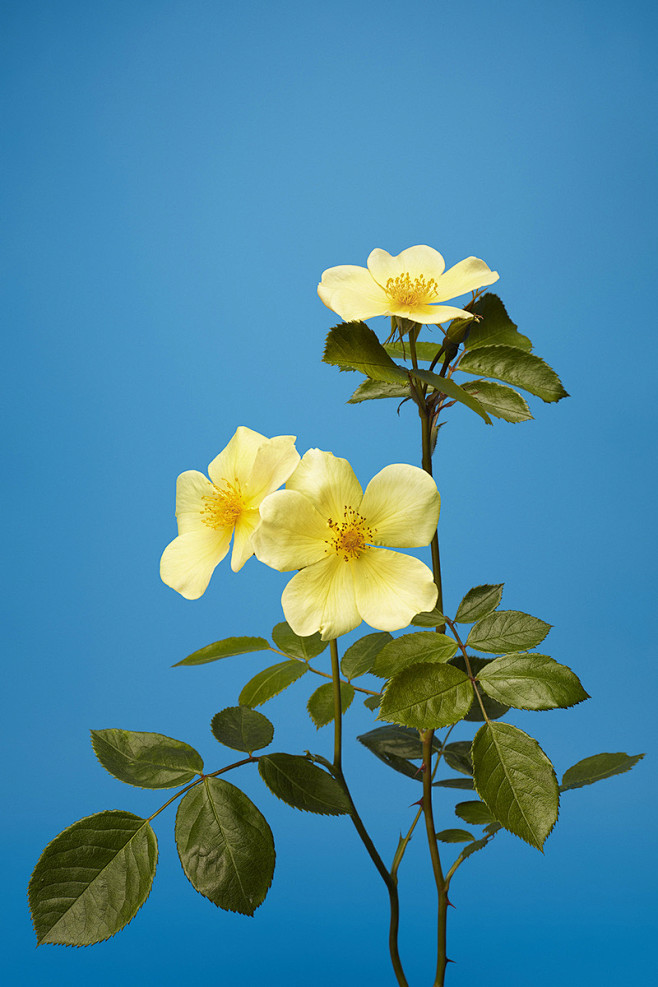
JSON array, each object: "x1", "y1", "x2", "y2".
[
  {"x1": 239, "y1": 660, "x2": 308, "y2": 708},
  {"x1": 450, "y1": 656, "x2": 510, "y2": 721},
  {"x1": 455, "y1": 800, "x2": 496, "y2": 826},
  {"x1": 307, "y1": 682, "x2": 355, "y2": 728},
  {"x1": 560, "y1": 752, "x2": 645, "y2": 792},
  {"x1": 363, "y1": 694, "x2": 382, "y2": 710},
  {"x1": 461, "y1": 380, "x2": 533, "y2": 423},
  {"x1": 477, "y1": 654, "x2": 589, "y2": 710},
  {"x1": 385, "y1": 340, "x2": 443, "y2": 362},
  {"x1": 460, "y1": 837, "x2": 490, "y2": 860},
  {"x1": 466, "y1": 610, "x2": 551, "y2": 653},
  {"x1": 175, "y1": 777, "x2": 274, "y2": 916},
  {"x1": 409, "y1": 368, "x2": 493, "y2": 424},
  {"x1": 436, "y1": 828, "x2": 475, "y2": 843},
  {"x1": 455, "y1": 584, "x2": 504, "y2": 623},
  {"x1": 370, "y1": 632, "x2": 458, "y2": 678},
  {"x1": 347, "y1": 379, "x2": 410, "y2": 403},
  {"x1": 174, "y1": 636, "x2": 270, "y2": 667},
  {"x1": 29, "y1": 811, "x2": 157, "y2": 945},
  {"x1": 210, "y1": 706, "x2": 274, "y2": 753},
  {"x1": 464, "y1": 293, "x2": 532, "y2": 351},
  {"x1": 258, "y1": 753, "x2": 350, "y2": 815},
  {"x1": 472, "y1": 722, "x2": 559, "y2": 849},
  {"x1": 379, "y1": 662, "x2": 473, "y2": 729},
  {"x1": 411, "y1": 608, "x2": 447, "y2": 627},
  {"x1": 358, "y1": 724, "x2": 443, "y2": 760},
  {"x1": 433, "y1": 777, "x2": 475, "y2": 790},
  {"x1": 443, "y1": 740, "x2": 473, "y2": 776},
  {"x1": 341, "y1": 632, "x2": 393, "y2": 679},
  {"x1": 271, "y1": 621, "x2": 327, "y2": 661},
  {"x1": 458, "y1": 345, "x2": 568, "y2": 402},
  {"x1": 90, "y1": 729, "x2": 203, "y2": 789},
  {"x1": 323, "y1": 321, "x2": 408, "y2": 383}
]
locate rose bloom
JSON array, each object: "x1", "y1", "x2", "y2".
[
  {"x1": 160, "y1": 427, "x2": 299, "y2": 599},
  {"x1": 252, "y1": 449, "x2": 440, "y2": 640},
  {"x1": 318, "y1": 244, "x2": 498, "y2": 325}
]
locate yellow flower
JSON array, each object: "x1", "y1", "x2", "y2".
[
  {"x1": 160, "y1": 427, "x2": 300, "y2": 599},
  {"x1": 252, "y1": 449, "x2": 440, "y2": 640},
  {"x1": 318, "y1": 244, "x2": 499, "y2": 325}
]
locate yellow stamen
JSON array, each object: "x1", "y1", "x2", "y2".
[
  {"x1": 385, "y1": 272, "x2": 439, "y2": 307},
  {"x1": 325, "y1": 506, "x2": 374, "y2": 562},
  {"x1": 200, "y1": 480, "x2": 245, "y2": 530}
]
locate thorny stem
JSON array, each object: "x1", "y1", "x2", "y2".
[{"x1": 444, "y1": 617, "x2": 491, "y2": 723}]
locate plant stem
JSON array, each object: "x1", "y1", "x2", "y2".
[
  {"x1": 420, "y1": 406, "x2": 443, "y2": 616},
  {"x1": 422, "y1": 730, "x2": 448, "y2": 987},
  {"x1": 329, "y1": 639, "x2": 409, "y2": 987}
]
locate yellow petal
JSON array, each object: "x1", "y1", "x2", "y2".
[
  {"x1": 160, "y1": 527, "x2": 232, "y2": 599},
  {"x1": 173, "y1": 470, "x2": 216, "y2": 534},
  {"x1": 230, "y1": 509, "x2": 261, "y2": 572},
  {"x1": 317, "y1": 264, "x2": 390, "y2": 321},
  {"x1": 281, "y1": 554, "x2": 361, "y2": 641},
  {"x1": 360, "y1": 464, "x2": 440, "y2": 547},
  {"x1": 367, "y1": 245, "x2": 446, "y2": 288},
  {"x1": 435, "y1": 257, "x2": 499, "y2": 301},
  {"x1": 252, "y1": 489, "x2": 329, "y2": 571},
  {"x1": 207, "y1": 426, "x2": 267, "y2": 487},
  {"x1": 353, "y1": 548, "x2": 438, "y2": 632},
  {"x1": 286, "y1": 449, "x2": 362, "y2": 522},
  {"x1": 396, "y1": 303, "x2": 474, "y2": 325},
  {"x1": 244, "y1": 435, "x2": 300, "y2": 505}
]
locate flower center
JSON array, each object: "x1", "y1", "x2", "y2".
[
  {"x1": 201, "y1": 480, "x2": 245, "y2": 529},
  {"x1": 385, "y1": 272, "x2": 439, "y2": 308},
  {"x1": 325, "y1": 506, "x2": 374, "y2": 562}
]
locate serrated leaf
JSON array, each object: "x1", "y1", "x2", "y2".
[
  {"x1": 174, "y1": 636, "x2": 270, "y2": 667},
  {"x1": 379, "y1": 662, "x2": 473, "y2": 729},
  {"x1": 363, "y1": 694, "x2": 382, "y2": 710},
  {"x1": 210, "y1": 707, "x2": 274, "y2": 753},
  {"x1": 461, "y1": 380, "x2": 533, "y2": 423},
  {"x1": 29, "y1": 811, "x2": 157, "y2": 945},
  {"x1": 370, "y1": 632, "x2": 458, "y2": 679},
  {"x1": 433, "y1": 777, "x2": 475, "y2": 790},
  {"x1": 347, "y1": 379, "x2": 410, "y2": 403},
  {"x1": 464, "y1": 294, "x2": 532, "y2": 351},
  {"x1": 460, "y1": 837, "x2": 490, "y2": 860},
  {"x1": 341, "y1": 632, "x2": 392, "y2": 679},
  {"x1": 175, "y1": 777, "x2": 274, "y2": 916},
  {"x1": 466, "y1": 610, "x2": 551, "y2": 653},
  {"x1": 455, "y1": 584, "x2": 504, "y2": 623},
  {"x1": 443, "y1": 740, "x2": 473, "y2": 776},
  {"x1": 239, "y1": 660, "x2": 308, "y2": 708},
  {"x1": 90, "y1": 729, "x2": 203, "y2": 789},
  {"x1": 307, "y1": 681, "x2": 355, "y2": 728},
  {"x1": 258, "y1": 753, "x2": 350, "y2": 815},
  {"x1": 411, "y1": 608, "x2": 447, "y2": 627},
  {"x1": 385, "y1": 340, "x2": 443, "y2": 362},
  {"x1": 458, "y1": 345, "x2": 568, "y2": 402},
  {"x1": 271, "y1": 621, "x2": 327, "y2": 661},
  {"x1": 477, "y1": 654, "x2": 589, "y2": 710},
  {"x1": 560, "y1": 752, "x2": 645, "y2": 792},
  {"x1": 323, "y1": 322, "x2": 408, "y2": 383},
  {"x1": 455, "y1": 800, "x2": 495, "y2": 826},
  {"x1": 472, "y1": 722, "x2": 559, "y2": 849},
  {"x1": 358, "y1": 724, "x2": 443, "y2": 760},
  {"x1": 409, "y1": 368, "x2": 492, "y2": 424},
  {"x1": 450, "y1": 656, "x2": 510, "y2": 721},
  {"x1": 436, "y1": 828, "x2": 475, "y2": 843}
]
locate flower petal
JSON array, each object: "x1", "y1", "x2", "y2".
[
  {"x1": 367, "y1": 245, "x2": 446, "y2": 287},
  {"x1": 244, "y1": 435, "x2": 300, "y2": 505},
  {"x1": 353, "y1": 548, "x2": 438, "y2": 632},
  {"x1": 160, "y1": 527, "x2": 232, "y2": 599},
  {"x1": 252, "y1": 489, "x2": 330, "y2": 571},
  {"x1": 396, "y1": 303, "x2": 474, "y2": 325},
  {"x1": 207, "y1": 426, "x2": 267, "y2": 486},
  {"x1": 286, "y1": 449, "x2": 362, "y2": 522},
  {"x1": 173, "y1": 470, "x2": 216, "y2": 534},
  {"x1": 360, "y1": 464, "x2": 440, "y2": 547},
  {"x1": 435, "y1": 257, "x2": 499, "y2": 301},
  {"x1": 230, "y1": 509, "x2": 261, "y2": 572},
  {"x1": 317, "y1": 265, "x2": 390, "y2": 321},
  {"x1": 281, "y1": 555, "x2": 361, "y2": 640}
]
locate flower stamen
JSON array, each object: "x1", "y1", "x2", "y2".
[
  {"x1": 325, "y1": 506, "x2": 374, "y2": 562},
  {"x1": 385, "y1": 272, "x2": 439, "y2": 307},
  {"x1": 201, "y1": 480, "x2": 245, "y2": 529}
]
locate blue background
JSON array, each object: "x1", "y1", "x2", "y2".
[{"x1": 3, "y1": 1, "x2": 656, "y2": 984}]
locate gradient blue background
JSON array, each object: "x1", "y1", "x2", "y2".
[{"x1": 3, "y1": 1, "x2": 656, "y2": 984}]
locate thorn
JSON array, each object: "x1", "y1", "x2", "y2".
[
  {"x1": 446, "y1": 957, "x2": 456, "y2": 965},
  {"x1": 446, "y1": 895, "x2": 456, "y2": 909},
  {"x1": 409, "y1": 797, "x2": 424, "y2": 808}
]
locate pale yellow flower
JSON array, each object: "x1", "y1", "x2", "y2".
[
  {"x1": 318, "y1": 244, "x2": 499, "y2": 325},
  {"x1": 160, "y1": 427, "x2": 299, "y2": 599},
  {"x1": 252, "y1": 449, "x2": 440, "y2": 641}
]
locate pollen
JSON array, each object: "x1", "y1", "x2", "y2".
[
  {"x1": 325, "y1": 506, "x2": 374, "y2": 562},
  {"x1": 200, "y1": 480, "x2": 245, "y2": 529},
  {"x1": 385, "y1": 272, "x2": 439, "y2": 308}
]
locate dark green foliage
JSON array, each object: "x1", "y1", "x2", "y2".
[
  {"x1": 363, "y1": 694, "x2": 382, "y2": 710},
  {"x1": 271, "y1": 621, "x2": 327, "y2": 661},
  {"x1": 454, "y1": 584, "x2": 504, "y2": 623},
  {"x1": 560, "y1": 752, "x2": 645, "y2": 792},
  {"x1": 348, "y1": 379, "x2": 410, "y2": 403},
  {"x1": 174, "y1": 636, "x2": 270, "y2": 666},
  {"x1": 466, "y1": 610, "x2": 551, "y2": 653},
  {"x1": 436, "y1": 829, "x2": 474, "y2": 843},
  {"x1": 461, "y1": 380, "x2": 533, "y2": 422},
  {"x1": 307, "y1": 681, "x2": 355, "y2": 728},
  {"x1": 477, "y1": 654, "x2": 589, "y2": 710},
  {"x1": 379, "y1": 662, "x2": 473, "y2": 729},
  {"x1": 239, "y1": 660, "x2": 308, "y2": 707},
  {"x1": 211, "y1": 706, "x2": 274, "y2": 753},
  {"x1": 90, "y1": 729, "x2": 203, "y2": 788},
  {"x1": 442, "y1": 740, "x2": 473, "y2": 776},
  {"x1": 464, "y1": 293, "x2": 532, "y2": 351},
  {"x1": 258, "y1": 753, "x2": 351, "y2": 815},
  {"x1": 409, "y1": 368, "x2": 493, "y2": 424},
  {"x1": 411, "y1": 607, "x2": 447, "y2": 627},
  {"x1": 455, "y1": 800, "x2": 496, "y2": 826},
  {"x1": 341, "y1": 632, "x2": 392, "y2": 679},
  {"x1": 458, "y1": 345, "x2": 568, "y2": 402},
  {"x1": 370, "y1": 631, "x2": 458, "y2": 678},
  {"x1": 433, "y1": 777, "x2": 475, "y2": 790},
  {"x1": 323, "y1": 321, "x2": 408, "y2": 383}
]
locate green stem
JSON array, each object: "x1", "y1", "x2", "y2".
[
  {"x1": 420, "y1": 405, "x2": 444, "y2": 619},
  {"x1": 422, "y1": 731, "x2": 448, "y2": 987},
  {"x1": 146, "y1": 756, "x2": 257, "y2": 823},
  {"x1": 329, "y1": 639, "x2": 409, "y2": 987}
]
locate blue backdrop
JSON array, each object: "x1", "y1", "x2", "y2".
[{"x1": 3, "y1": 1, "x2": 655, "y2": 984}]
